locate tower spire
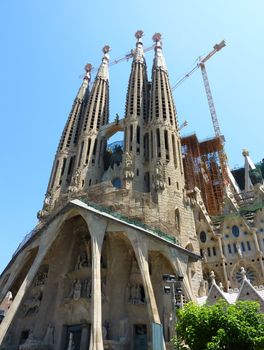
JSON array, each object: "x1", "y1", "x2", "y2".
[
  {"x1": 38, "y1": 64, "x2": 92, "y2": 218},
  {"x1": 72, "y1": 46, "x2": 110, "y2": 190},
  {"x1": 152, "y1": 33, "x2": 167, "y2": 71},
  {"x1": 123, "y1": 31, "x2": 149, "y2": 192}
]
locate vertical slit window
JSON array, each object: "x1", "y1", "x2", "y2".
[
  {"x1": 156, "y1": 129, "x2": 161, "y2": 157},
  {"x1": 207, "y1": 247, "x2": 211, "y2": 257},
  {"x1": 164, "y1": 130, "x2": 169, "y2": 161},
  {"x1": 67, "y1": 156, "x2": 75, "y2": 176},
  {"x1": 85, "y1": 138, "x2": 91, "y2": 164},
  {"x1": 129, "y1": 125, "x2": 133, "y2": 151},
  {"x1": 60, "y1": 158, "x2": 66, "y2": 177},
  {"x1": 136, "y1": 126, "x2": 140, "y2": 154},
  {"x1": 144, "y1": 133, "x2": 149, "y2": 161},
  {"x1": 78, "y1": 141, "x2": 84, "y2": 167},
  {"x1": 172, "y1": 134, "x2": 177, "y2": 167},
  {"x1": 177, "y1": 140, "x2": 183, "y2": 173},
  {"x1": 92, "y1": 140, "x2": 97, "y2": 164},
  {"x1": 150, "y1": 131, "x2": 153, "y2": 159},
  {"x1": 51, "y1": 160, "x2": 59, "y2": 189}
]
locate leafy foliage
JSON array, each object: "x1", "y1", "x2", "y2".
[{"x1": 173, "y1": 300, "x2": 264, "y2": 350}]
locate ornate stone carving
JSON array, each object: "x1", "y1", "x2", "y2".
[
  {"x1": 83, "y1": 279, "x2": 92, "y2": 299},
  {"x1": 68, "y1": 278, "x2": 92, "y2": 300},
  {"x1": 23, "y1": 290, "x2": 42, "y2": 317},
  {"x1": 127, "y1": 283, "x2": 145, "y2": 304},
  {"x1": 198, "y1": 279, "x2": 208, "y2": 297},
  {"x1": 68, "y1": 168, "x2": 81, "y2": 194},
  {"x1": 124, "y1": 152, "x2": 134, "y2": 180},
  {"x1": 34, "y1": 271, "x2": 48, "y2": 287},
  {"x1": 152, "y1": 160, "x2": 165, "y2": 191},
  {"x1": 75, "y1": 250, "x2": 89, "y2": 270},
  {"x1": 73, "y1": 280, "x2": 82, "y2": 301}
]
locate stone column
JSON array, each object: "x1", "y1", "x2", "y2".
[
  {"x1": 84, "y1": 213, "x2": 107, "y2": 350},
  {"x1": 251, "y1": 229, "x2": 264, "y2": 276},
  {"x1": 128, "y1": 230, "x2": 166, "y2": 350},
  {"x1": 0, "y1": 214, "x2": 66, "y2": 345},
  {"x1": 216, "y1": 236, "x2": 228, "y2": 289},
  {"x1": 166, "y1": 248, "x2": 196, "y2": 302}
]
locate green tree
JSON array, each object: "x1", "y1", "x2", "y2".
[{"x1": 173, "y1": 300, "x2": 264, "y2": 350}]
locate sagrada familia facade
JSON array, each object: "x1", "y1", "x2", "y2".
[{"x1": 0, "y1": 31, "x2": 263, "y2": 350}]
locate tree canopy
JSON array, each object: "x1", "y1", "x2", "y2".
[{"x1": 173, "y1": 300, "x2": 264, "y2": 350}]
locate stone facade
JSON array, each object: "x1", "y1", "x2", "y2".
[
  {"x1": 0, "y1": 32, "x2": 203, "y2": 350},
  {"x1": 1, "y1": 30, "x2": 262, "y2": 349}
]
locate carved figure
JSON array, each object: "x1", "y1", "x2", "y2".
[
  {"x1": 198, "y1": 280, "x2": 207, "y2": 297},
  {"x1": 75, "y1": 251, "x2": 88, "y2": 270},
  {"x1": 44, "y1": 192, "x2": 52, "y2": 207},
  {"x1": 153, "y1": 160, "x2": 165, "y2": 191},
  {"x1": 83, "y1": 279, "x2": 92, "y2": 299},
  {"x1": 236, "y1": 243, "x2": 243, "y2": 258},
  {"x1": 34, "y1": 271, "x2": 48, "y2": 286},
  {"x1": 202, "y1": 249, "x2": 208, "y2": 263},
  {"x1": 23, "y1": 291, "x2": 42, "y2": 316},
  {"x1": 68, "y1": 168, "x2": 81, "y2": 194},
  {"x1": 72, "y1": 168, "x2": 81, "y2": 187},
  {"x1": 73, "y1": 280, "x2": 82, "y2": 301}
]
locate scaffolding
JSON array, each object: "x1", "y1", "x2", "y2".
[{"x1": 181, "y1": 134, "x2": 225, "y2": 216}]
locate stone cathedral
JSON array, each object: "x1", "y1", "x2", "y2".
[{"x1": 1, "y1": 30, "x2": 264, "y2": 350}]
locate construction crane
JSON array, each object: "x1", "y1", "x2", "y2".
[
  {"x1": 172, "y1": 40, "x2": 226, "y2": 137},
  {"x1": 172, "y1": 40, "x2": 230, "y2": 186}
]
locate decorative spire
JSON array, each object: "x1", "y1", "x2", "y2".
[
  {"x1": 210, "y1": 271, "x2": 216, "y2": 285},
  {"x1": 96, "y1": 45, "x2": 110, "y2": 81},
  {"x1": 133, "y1": 30, "x2": 144, "y2": 63},
  {"x1": 77, "y1": 63, "x2": 92, "y2": 100},
  {"x1": 152, "y1": 32, "x2": 167, "y2": 71}
]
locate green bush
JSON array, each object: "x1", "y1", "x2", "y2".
[{"x1": 173, "y1": 300, "x2": 264, "y2": 350}]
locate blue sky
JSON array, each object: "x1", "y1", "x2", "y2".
[{"x1": 0, "y1": 0, "x2": 263, "y2": 273}]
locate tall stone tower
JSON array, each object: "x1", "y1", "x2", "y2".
[
  {"x1": 74, "y1": 45, "x2": 110, "y2": 190},
  {"x1": 123, "y1": 30, "x2": 149, "y2": 192},
  {"x1": 42, "y1": 64, "x2": 91, "y2": 209}
]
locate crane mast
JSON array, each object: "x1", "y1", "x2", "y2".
[
  {"x1": 198, "y1": 40, "x2": 225, "y2": 138},
  {"x1": 173, "y1": 40, "x2": 230, "y2": 186},
  {"x1": 200, "y1": 62, "x2": 221, "y2": 137}
]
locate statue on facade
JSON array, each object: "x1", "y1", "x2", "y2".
[
  {"x1": 23, "y1": 291, "x2": 42, "y2": 316},
  {"x1": 75, "y1": 251, "x2": 89, "y2": 270},
  {"x1": 68, "y1": 168, "x2": 81, "y2": 194},
  {"x1": 236, "y1": 243, "x2": 243, "y2": 258},
  {"x1": 83, "y1": 279, "x2": 92, "y2": 299},
  {"x1": 153, "y1": 160, "x2": 165, "y2": 191},
  {"x1": 72, "y1": 280, "x2": 82, "y2": 301}
]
